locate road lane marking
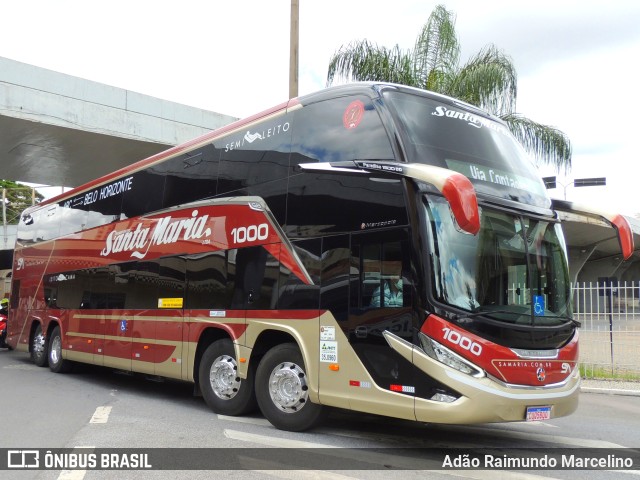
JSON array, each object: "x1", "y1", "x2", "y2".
[
  {"x1": 429, "y1": 424, "x2": 628, "y2": 449},
  {"x1": 222, "y1": 431, "x2": 629, "y2": 480},
  {"x1": 217, "y1": 414, "x2": 271, "y2": 427},
  {"x1": 3, "y1": 363, "x2": 39, "y2": 371},
  {"x1": 57, "y1": 469, "x2": 86, "y2": 480},
  {"x1": 56, "y1": 446, "x2": 94, "y2": 480},
  {"x1": 512, "y1": 421, "x2": 559, "y2": 428},
  {"x1": 223, "y1": 429, "x2": 336, "y2": 448},
  {"x1": 252, "y1": 465, "x2": 364, "y2": 479},
  {"x1": 467, "y1": 427, "x2": 626, "y2": 448},
  {"x1": 223, "y1": 429, "x2": 444, "y2": 470},
  {"x1": 89, "y1": 406, "x2": 112, "y2": 424}
]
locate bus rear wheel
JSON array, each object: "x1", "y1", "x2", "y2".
[
  {"x1": 31, "y1": 323, "x2": 47, "y2": 367},
  {"x1": 48, "y1": 326, "x2": 73, "y2": 373},
  {"x1": 199, "y1": 338, "x2": 256, "y2": 416},
  {"x1": 255, "y1": 343, "x2": 325, "y2": 432}
]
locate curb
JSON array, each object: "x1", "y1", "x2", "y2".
[{"x1": 581, "y1": 387, "x2": 640, "y2": 397}]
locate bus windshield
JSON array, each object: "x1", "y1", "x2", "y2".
[
  {"x1": 384, "y1": 89, "x2": 550, "y2": 209},
  {"x1": 424, "y1": 195, "x2": 572, "y2": 325}
]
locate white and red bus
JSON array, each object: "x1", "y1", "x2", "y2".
[{"x1": 7, "y1": 83, "x2": 633, "y2": 431}]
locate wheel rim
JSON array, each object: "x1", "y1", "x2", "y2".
[
  {"x1": 268, "y1": 361, "x2": 309, "y2": 413},
  {"x1": 209, "y1": 354, "x2": 241, "y2": 400},
  {"x1": 33, "y1": 330, "x2": 45, "y2": 357},
  {"x1": 50, "y1": 335, "x2": 62, "y2": 365}
]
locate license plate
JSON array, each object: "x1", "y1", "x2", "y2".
[{"x1": 526, "y1": 406, "x2": 551, "y2": 421}]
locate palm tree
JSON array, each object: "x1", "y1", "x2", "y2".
[{"x1": 326, "y1": 5, "x2": 571, "y2": 172}]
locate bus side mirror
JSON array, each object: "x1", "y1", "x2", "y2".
[
  {"x1": 609, "y1": 214, "x2": 634, "y2": 260},
  {"x1": 402, "y1": 164, "x2": 480, "y2": 235}
]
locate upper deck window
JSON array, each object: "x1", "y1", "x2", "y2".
[{"x1": 291, "y1": 95, "x2": 394, "y2": 164}]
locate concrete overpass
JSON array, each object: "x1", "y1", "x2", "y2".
[{"x1": 0, "y1": 56, "x2": 237, "y2": 188}]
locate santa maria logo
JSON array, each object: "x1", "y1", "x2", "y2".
[
  {"x1": 431, "y1": 105, "x2": 510, "y2": 137},
  {"x1": 100, "y1": 209, "x2": 212, "y2": 259}
]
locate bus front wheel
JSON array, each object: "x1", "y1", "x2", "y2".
[
  {"x1": 255, "y1": 343, "x2": 325, "y2": 432},
  {"x1": 199, "y1": 339, "x2": 257, "y2": 416}
]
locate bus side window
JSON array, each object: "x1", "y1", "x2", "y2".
[
  {"x1": 53, "y1": 271, "x2": 85, "y2": 309},
  {"x1": 361, "y1": 244, "x2": 382, "y2": 308},
  {"x1": 113, "y1": 261, "x2": 159, "y2": 309},
  {"x1": 215, "y1": 115, "x2": 292, "y2": 198},
  {"x1": 289, "y1": 95, "x2": 394, "y2": 165},
  {"x1": 320, "y1": 235, "x2": 350, "y2": 321},
  {"x1": 16, "y1": 211, "x2": 39, "y2": 246},
  {"x1": 121, "y1": 169, "x2": 165, "y2": 219},
  {"x1": 351, "y1": 235, "x2": 412, "y2": 310},
  {"x1": 162, "y1": 145, "x2": 221, "y2": 210},
  {"x1": 36, "y1": 205, "x2": 60, "y2": 241},
  {"x1": 83, "y1": 194, "x2": 123, "y2": 230},
  {"x1": 44, "y1": 286, "x2": 58, "y2": 308},
  {"x1": 230, "y1": 246, "x2": 279, "y2": 310},
  {"x1": 158, "y1": 257, "x2": 186, "y2": 302},
  {"x1": 10, "y1": 280, "x2": 20, "y2": 309},
  {"x1": 186, "y1": 251, "x2": 232, "y2": 310},
  {"x1": 277, "y1": 238, "x2": 321, "y2": 310}
]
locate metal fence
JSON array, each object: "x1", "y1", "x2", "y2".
[{"x1": 573, "y1": 281, "x2": 640, "y2": 379}]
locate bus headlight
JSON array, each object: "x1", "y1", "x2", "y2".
[{"x1": 419, "y1": 332, "x2": 485, "y2": 378}]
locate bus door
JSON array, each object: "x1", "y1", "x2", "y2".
[
  {"x1": 152, "y1": 257, "x2": 186, "y2": 379},
  {"x1": 100, "y1": 265, "x2": 133, "y2": 371},
  {"x1": 346, "y1": 229, "x2": 417, "y2": 415},
  {"x1": 109, "y1": 259, "x2": 186, "y2": 378},
  {"x1": 102, "y1": 312, "x2": 133, "y2": 372}
]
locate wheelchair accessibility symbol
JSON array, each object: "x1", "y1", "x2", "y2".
[{"x1": 533, "y1": 295, "x2": 545, "y2": 316}]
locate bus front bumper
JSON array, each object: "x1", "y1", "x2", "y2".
[
  {"x1": 384, "y1": 330, "x2": 581, "y2": 424},
  {"x1": 414, "y1": 360, "x2": 580, "y2": 424}
]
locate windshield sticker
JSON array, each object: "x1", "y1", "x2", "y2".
[
  {"x1": 533, "y1": 295, "x2": 545, "y2": 316},
  {"x1": 431, "y1": 105, "x2": 510, "y2": 137},
  {"x1": 446, "y1": 159, "x2": 545, "y2": 196},
  {"x1": 343, "y1": 100, "x2": 365, "y2": 129}
]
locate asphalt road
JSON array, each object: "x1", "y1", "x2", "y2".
[{"x1": 1, "y1": 347, "x2": 638, "y2": 480}]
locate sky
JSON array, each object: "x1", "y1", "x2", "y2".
[{"x1": 2, "y1": 0, "x2": 640, "y2": 215}]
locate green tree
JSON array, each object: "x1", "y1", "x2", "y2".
[
  {"x1": 326, "y1": 4, "x2": 571, "y2": 171},
  {"x1": 1, "y1": 179, "x2": 43, "y2": 225}
]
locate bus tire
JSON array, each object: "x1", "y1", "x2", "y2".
[
  {"x1": 255, "y1": 343, "x2": 325, "y2": 432},
  {"x1": 31, "y1": 323, "x2": 47, "y2": 367},
  {"x1": 48, "y1": 326, "x2": 73, "y2": 373},
  {"x1": 199, "y1": 338, "x2": 257, "y2": 416}
]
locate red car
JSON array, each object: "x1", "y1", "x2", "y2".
[
  {"x1": 0, "y1": 312, "x2": 7, "y2": 349},
  {"x1": 0, "y1": 300, "x2": 7, "y2": 349}
]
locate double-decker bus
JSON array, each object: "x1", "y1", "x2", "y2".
[{"x1": 7, "y1": 83, "x2": 633, "y2": 431}]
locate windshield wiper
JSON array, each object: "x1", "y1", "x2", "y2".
[
  {"x1": 452, "y1": 309, "x2": 518, "y2": 321},
  {"x1": 450, "y1": 310, "x2": 579, "y2": 329},
  {"x1": 534, "y1": 314, "x2": 581, "y2": 328}
]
